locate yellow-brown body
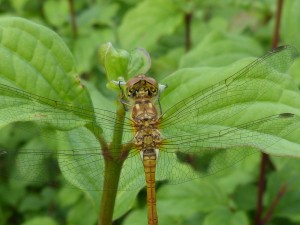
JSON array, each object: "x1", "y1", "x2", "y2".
[{"x1": 126, "y1": 75, "x2": 163, "y2": 225}]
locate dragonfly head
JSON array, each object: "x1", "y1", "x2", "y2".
[{"x1": 126, "y1": 74, "x2": 158, "y2": 100}]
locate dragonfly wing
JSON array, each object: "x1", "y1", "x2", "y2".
[
  {"x1": 0, "y1": 83, "x2": 134, "y2": 132},
  {"x1": 161, "y1": 46, "x2": 298, "y2": 128},
  {"x1": 117, "y1": 150, "x2": 146, "y2": 191},
  {"x1": 158, "y1": 114, "x2": 300, "y2": 183},
  {"x1": 0, "y1": 84, "x2": 136, "y2": 191},
  {"x1": 156, "y1": 147, "x2": 258, "y2": 184},
  {"x1": 2, "y1": 124, "x2": 138, "y2": 191},
  {"x1": 2, "y1": 126, "x2": 103, "y2": 190}
]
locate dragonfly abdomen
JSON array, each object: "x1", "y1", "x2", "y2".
[{"x1": 143, "y1": 149, "x2": 158, "y2": 225}]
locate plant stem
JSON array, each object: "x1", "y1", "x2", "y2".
[
  {"x1": 184, "y1": 12, "x2": 192, "y2": 52},
  {"x1": 261, "y1": 185, "x2": 287, "y2": 224},
  {"x1": 68, "y1": 0, "x2": 78, "y2": 38},
  {"x1": 255, "y1": 1, "x2": 284, "y2": 224},
  {"x1": 99, "y1": 162, "x2": 123, "y2": 225},
  {"x1": 255, "y1": 153, "x2": 268, "y2": 225},
  {"x1": 99, "y1": 105, "x2": 126, "y2": 225},
  {"x1": 272, "y1": 0, "x2": 284, "y2": 48}
]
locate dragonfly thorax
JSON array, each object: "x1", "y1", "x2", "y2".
[
  {"x1": 131, "y1": 99, "x2": 162, "y2": 151},
  {"x1": 132, "y1": 99, "x2": 158, "y2": 123},
  {"x1": 127, "y1": 75, "x2": 163, "y2": 153}
]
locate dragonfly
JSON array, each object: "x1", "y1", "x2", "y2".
[{"x1": 0, "y1": 45, "x2": 300, "y2": 225}]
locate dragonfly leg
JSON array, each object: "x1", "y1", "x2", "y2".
[
  {"x1": 120, "y1": 99, "x2": 130, "y2": 111},
  {"x1": 118, "y1": 80, "x2": 131, "y2": 111},
  {"x1": 157, "y1": 83, "x2": 167, "y2": 115}
]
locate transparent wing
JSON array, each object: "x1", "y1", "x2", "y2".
[
  {"x1": 0, "y1": 83, "x2": 134, "y2": 133},
  {"x1": 157, "y1": 46, "x2": 300, "y2": 183},
  {"x1": 5, "y1": 131, "x2": 143, "y2": 191},
  {"x1": 157, "y1": 113, "x2": 300, "y2": 183},
  {"x1": 161, "y1": 46, "x2": 298, "y2": 128},
  {"x1": 0, "y1": 83, "x2": 140, "y2": 191}
]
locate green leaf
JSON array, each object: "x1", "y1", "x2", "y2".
[
  {"x1": 210, "y1": 150, "x2": 260, "y2": 195},
  {"x1": 0, "y1": 179, "x2": 26, "y2": 206},
  {"x1": 233, "y1": 184, "x2": 257, "y2": 211},
  {"x1": 113, "y1": 190, "x2": 140, "y2": 219},
  {"x1": 56, "y1": 128, "x2": 104, "y2": 192},
  {"x1": 59, "y1": 134, "x2": 141, "y2": 218},
  {"x1": 123, "y1": 177, "x2": 246, "y2": 225},
  {"x1": 266, "y1": 157, "x2": 300, "y2": 222},
  {"x1": 43, "y1": 0, "x2": 69, "y2": 27},
  {"x1": 0, "y1": 17, "x2": 90, "y2": 103},
  {"x1": 124, "y1": 163, "x2": 256, "y2": 225},
  {"x1": 10, "y1": 0, "x2": 30, "y2": 13},
  {"x1": 22, "y1": 217, "x2": 58, "y2": 225},
  {"x1": 55, "y1": 127, "x2": 140, "y2": 217},
  {"x1": 15, "y1": 134, "x2": 56, "y2": 184},
  {"x1": 85, "y1": 79, "x2": 116, "y2": 107},
  {"x1": 203, "y1": 208, "x2": 249, "y2": 225},
  {"x1": 99, "y1": 43, "x2": 151, "y2": 81},
  {"x1": 180, "y1": 31, "x2": 263, "y2": 68},
  {"x1": 152, "y1": 47, "x2": 185, "y2": 79},
  {"x1": 282, "y1": 0, "x2": 300, "y2": 51},
  {"x1": 77, "y1": 2, "x2": 119, "y2": 28},
  {"x1": 161, "y1": 50, "x2": 300, "y2": 159},
  {"x1": 127, "y1": 48, "x2": 151, "y2": 77},
  {"x1": 74, "y1": 29, "x2": 115, "y2": 74},
  {"x1": 290, "y1": 58, "x2": 300, "y2": 87},
  {"x1": 0, "y1": 123, "x2": 37, "y2": 149},
  {"x1": 57, "y1": 187, "x2": 82, "y2": 208},
  {"x1": 157, "y1": 179, "x2": 227, "y2": 215},
  {"x1": 40, "y1": 187, "x2": 57, "y2": 205},
  {"x1": 123, "y1": 209, "x2": 148, "y2": 225},
  {"x1": 0, "y1": 17, "x2": 94, "y2": 129},
  {"x1": 118, "y1": 0, "x2": 182, "y2": 50},
  {"x1": 98, "y1": 42, "x2": 130, "y2": 81},
  {"x1": 122, "y1": 207, "x2": 201, "y2": 225},
  {"x1": 66, "y1": 196, "x2": 97, "y2": 225},
  {"x1": 19, "y1": 193, "x2": 44, "y2": 212}
]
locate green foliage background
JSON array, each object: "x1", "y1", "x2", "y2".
[{"x1": 0, "y1": 1, "x2": 300, "y2": 225}]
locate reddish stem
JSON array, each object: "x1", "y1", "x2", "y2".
[
  {"x1": 255, "y1": 0, "x2": 285, "y2": 224},
  {"x1": 68, "y1": 0, "x2": 78, "y2": 38},
  {"x1": 261, "y1": 185, "x2": 287, "y2": 225},
  {"x1": 272, "y1": 0, "x2": 284, "y2": 48},
  {"x1": 184, "y1": 12, "x2": 192, "y2": 52},
  {"x1": 255, "y1": 153, "x2": 268, "y2": 225}
]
